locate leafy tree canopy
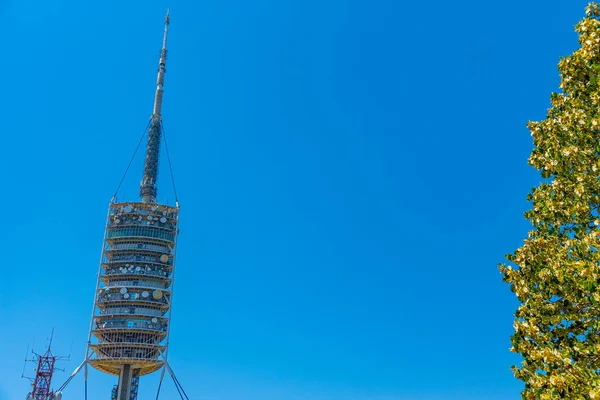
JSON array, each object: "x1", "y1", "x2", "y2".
[{"x1": 501, "y1": 2, "x2": 600, "y2": 399}]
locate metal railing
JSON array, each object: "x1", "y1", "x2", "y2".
[
  {"x1": 107, "y1": 226, "x2": 176, "y2": 242},
  {"x1": 97, "y1": 293, "x2": 169, "y2": 306},
  {"x1": 100, "y1": 307, "x2": 165, "y2": 318},
  {"x1": 104, "y1": 268, "x2": 170, "y2": 279},
  {"x1": 105, "y1": 280, "x2": 169, "y2": 290},
  {"x1": 110, "y1": 242, "x2": 170, "y2": 252},
  {"x1": 95, "y1": 321, "x2": 167, "y2": 332},
  {"x1": 106, "y1": 253, "x2": 173, "y2": 265}
]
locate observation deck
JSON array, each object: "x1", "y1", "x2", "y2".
[{"x1": 89, "y1": 201, "x2": 179, "y2": 377}]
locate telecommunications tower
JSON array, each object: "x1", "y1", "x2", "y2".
[
  {"x1": 89, "y1": 9, "x2": 179, "y2": 398},
  {"x1": 57, "y1": 10, "x2": 187, "y2": 399},
  {"x1": 23, "y1": 332, "x2": 68, "y2": 400}
]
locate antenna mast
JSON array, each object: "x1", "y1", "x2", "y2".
[
  {"x1": 23, "y1": 331, "x2": 68, "y2": 400},
  {"x1": 140, "y1": 9, "x2": 170, "y2": 203}
]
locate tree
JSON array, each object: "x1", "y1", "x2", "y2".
[{"x1": 501, "y1": 3, "x2": 600, "y2": 399}]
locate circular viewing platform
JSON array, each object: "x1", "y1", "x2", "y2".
[{"x1": 89, "y1": 201, "x2": 179, "y2": 377}]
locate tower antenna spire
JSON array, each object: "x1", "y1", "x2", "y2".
[
  {"x1": 153, "y1": 9, "x2": 170, "y2": 122},
  {"x1": 140, "y1": 9, "x2": 170, "y2": 203}
]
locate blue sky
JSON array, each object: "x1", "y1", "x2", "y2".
[{"x1": 0, "y1": 0, "x2": 590, "y2": 399}]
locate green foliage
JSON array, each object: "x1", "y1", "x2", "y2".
[{"x1": 501, "y1": 3, "x2": 600, "y2": 399}]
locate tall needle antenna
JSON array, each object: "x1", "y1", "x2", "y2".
[{"x1": 140, "y1": 9, "x2": 170, "y2": 203}]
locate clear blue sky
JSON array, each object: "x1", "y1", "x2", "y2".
[{"x1": 0, "y1": 0, "x2": 589, "y2": 399}]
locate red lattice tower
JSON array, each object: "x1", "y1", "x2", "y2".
[
  {"x1": 28, "y1": 347, "x2": 56, "y2": 399},
  {"x1": 23, "y1": 331, "x2": 67, "y2": 400}
]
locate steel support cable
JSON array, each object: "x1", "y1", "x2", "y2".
[
  {"x1": 156, "y1": 364, "x2": 189, "y2": 400},
  {"x1": 155, "y1": 379, "x2": 163, "y2": 400},
  {"x1": 56, "y1": 375, "x2": 74, "y2": 392},
  {"x1": 171, "y1": 374, "x2": 185, "y2": 399},
  {"x1": 56, "y1": 358, "x2": 85, "y2": 393},
  {"x1": 155, "y1": 363, "x2": 168, "y2": 399},
  {"x1": 113, "y1": 119, "x2": 152, "y2": 200},
  {"x1": 55, "y1": 372, "x2": 84, "y2": 396},
  {"x1": 161, "y1": 122, "x2": 179, "y2": 204},
  {"x1": 173, "y1": 374, "x2": 190, "y2": 399}
]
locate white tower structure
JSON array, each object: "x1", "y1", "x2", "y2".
[
  {"x1": 56, "y1": 12, "x2": 189, "y2": 399},
  {"x1": 87, "y1": 10, "x2": 179, "y2": 399}
]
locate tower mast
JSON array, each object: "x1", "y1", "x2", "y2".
[
  {"x1": 55, "y1": 10, "x2": 184, "y2": 399},
  {"x1": 23, "y1": 331, "x2": 68, "y2": 400},
  {"x1": 85, "y1": 9, "x2": 180, "y2": 400},
  {"x1": 140, "y1": 9, "x2": 170, "y2": 203}
]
